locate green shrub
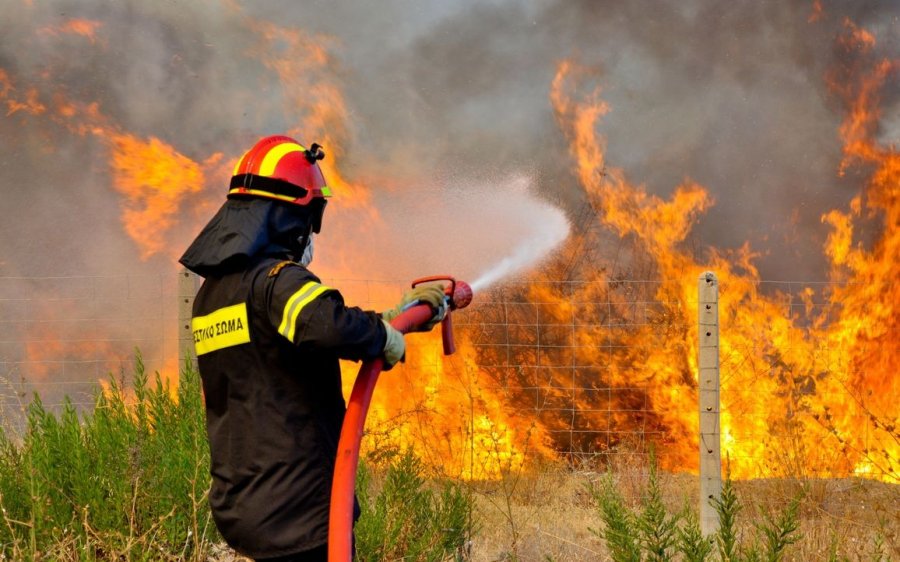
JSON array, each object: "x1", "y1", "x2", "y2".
[
  {"x1": 713, "y1": 474, "x2": 742, "y2": 562},
  {"x1": 355, "y1": 450, "x2": 473, "y2": 561},
  {"x1": 0, "y1": 352, "x2": 476, "y2": 561},
  {"x1": 589, "y1": 452, "x2": 673, "y2": 562},
  {"x1": 636, "y1": 451, "x2": 679, "y2": 561},
  {"x1": 755, "y1": 494, "x2": 800, "y2": 562},
  {"x1": 590, "y1": 473, "x2": 642, "y2": 562},
  {"x1": 0, "y1": 352, "x2": 216, "y2": 560},
  {"x1": 591, "y1": 456, "x2": 803, "y2": 562},
  {"x1": 677, "y1": 502, "x2": 713, "y2": 562}
]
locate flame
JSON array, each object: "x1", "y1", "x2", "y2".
[
  {"x1": 2, "y1": 6, "x2": 896, "y2": 483},
  {"x1": 808, "y1": 1, "x2": 824, "y2": 24},
  {"x1": 0, "y1": 66, "x2": 221, "y2": 261},
  {"x1": 109, "y1": 134, "x2": 212, "y2": 260},
  {"x1": 348, "y1": 329, "x2": 552, "y2": 479},
  {"x1": 249, "y1": 20, "x2": 374, "y2": 211},
  {"x1": 24, "y1": 326, "x2": 117, "y2": 385},
  {"x1": 815, "y1": 22, "x2": 899, "y2": 480},
  {"x1": 243, "y1": 18, "x2": 386, "y2": 283},
  {"x1": 38, "y1": 19, "x2": 103, "y2": 44},
  {"x1": 16, "y1": 284, "x2": 182, "y2": 402},
  {"x1": 226, "y1": 19, "x2": 543, "y2": 477},
  {"x1": 539, "y1": 19, "x2": 898, "y2": 480},
  {"x1": 1, "y1": 69, "x2": 46, "y2": 117}
]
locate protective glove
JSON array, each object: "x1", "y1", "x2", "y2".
[
  {"x1": 381, "y1": 319, "x2": 406, "y2": 369},
  {"x1": 381, "y1": 284, "x2": 447, "y2": 332}
]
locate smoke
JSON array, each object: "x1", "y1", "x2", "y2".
[
  {"x1": 0, "y1": 0, "x2": 896, "y2": 470},
  {"x1": 374, "y1": 174, "x2": 570, "y2": 290},
  {"x1": 269, "y1": 0, "x2": 897, "y2": 281},
  {"x1": 0, "y1": 0, "x2": 900, "y2": 278},
  {"x1": 0, "y1": 0, "x2": 897, "y2": 279}
]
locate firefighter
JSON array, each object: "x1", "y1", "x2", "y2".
[{"x1": 179, "y1": 135, "x2": 445, "y2": 562}]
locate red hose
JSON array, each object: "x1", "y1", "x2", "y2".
[{"x1": 327, "y1": 303, "x2": 436, "y2": 562}]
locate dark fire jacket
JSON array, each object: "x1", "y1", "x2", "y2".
[{"x1": 191, "y1": 256, "x2": 385, "y2": 558}]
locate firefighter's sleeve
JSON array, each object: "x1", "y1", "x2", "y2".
[{"x1": 267, "y1": 266, "x2": 386, "y2": 361}]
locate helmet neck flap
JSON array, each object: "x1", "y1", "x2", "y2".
[
  {"x1": 179, "y1": 135, "x2": 331, "y2": 277},
  {"x1": 179, "y1": 198, "x2": 316, "y2": 277}
]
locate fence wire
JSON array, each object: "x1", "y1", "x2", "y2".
[
  {"x1": 0, "y1": 274, "x2": 178, "y2": 425},
  {"x1": 0, "y1": 273, "x2": 895, "y2": 481}
]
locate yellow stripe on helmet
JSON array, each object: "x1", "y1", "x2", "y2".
[
  {"x1": 227, "y1": 188, "x2": 300, "y2": 203},
  {"x1": 259, "y1": 142, "x2": 307, "y2": 177}
]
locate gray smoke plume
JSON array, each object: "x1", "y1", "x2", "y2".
[
  {"x1": 1, "y1": 0, "x2": 897, "y2": 280},
  {"x1": 288, "y1": 0, "x2": 898, "y2": 280},
  {"x1": 0, "y1": 0, "x2": 897, "y2": 408}
]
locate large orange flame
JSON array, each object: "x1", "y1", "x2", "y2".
[
  {"x1": 540, "y1": 19, "x2": 897, "y2": 480},
  {"x1": 1, "y1": 8, "x2": 895, "y2": 482},
  {"x1": 110, "y1": 134, "x2": 209, "y2": 260}
]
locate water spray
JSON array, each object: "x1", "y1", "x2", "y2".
[
  {"x1": 469, "y1": 210, "x2": 570, "y2": 292},
  {"x1": 328, "y1": 275, "x2": 473, "y2": 561}
]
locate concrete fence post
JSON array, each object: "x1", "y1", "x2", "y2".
[
  {"x1": 178, "y1": 268, "x2": 201, "y2": 372},
  {"x1": 698, "y1": 271, "x2": 722, "y2": 536}
]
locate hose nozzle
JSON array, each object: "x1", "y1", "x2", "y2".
[
  {"x1": 410, "y1": 275, "x2": 473, "y2": 355},
  {"x1": 450, "y1": 280, "x2": 473, "y2": 310},
  {"x1": 411, "y1": 276, "x2": 472, "y2": 310}
]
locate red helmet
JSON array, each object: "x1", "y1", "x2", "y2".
[
  {"x1": 229, "y1": 135, "x2": 332, "y2": 204},
  {"x1": 229, "y1": 135, "x2": 331, "y2": 231}
]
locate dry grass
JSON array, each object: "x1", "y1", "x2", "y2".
[
  {"x1": 207, "y1": 456, "x2": 898, "y2": 561},
  {"x1": 465, "y1": 458, "x2": 898, "y2": 562},
  {"x1": 741, "y1": 477, "x2": 898, "y2": 561},
  {"x1": 468, "y1": 461, "x2": 604, "y2": 561}
]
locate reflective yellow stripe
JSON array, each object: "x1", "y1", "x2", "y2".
[
  {"x1": 320, "y1": 185, "x2": 333, "y2": 197},
  {"x1": 260, "y1": 142, "x2": 306, "y2": 177},
  {"x1": 227, "y1": 188, "x2": 298, "y2": 202},
  {"x1": 279, "y1": 281, "x2": 333, "y2": 342},
  {"x1": 192, "y1": 303, "x2": 251, "y2": 356}
]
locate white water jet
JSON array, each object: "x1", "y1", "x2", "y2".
[
  {"x1": 376, "y1": 174, "x2": 570, "y2": 294},
  {"x1": 469, "y1": 208, "x2": 570, "y2": 292}
]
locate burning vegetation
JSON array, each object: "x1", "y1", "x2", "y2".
[
  {"x1": 0, "y1": 2, "x2": 896, "y2": 483},
  {"x1": 528, "y1": 22, "x2": 898, "y2": 480}
]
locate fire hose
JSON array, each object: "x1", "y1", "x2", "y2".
[{"x1": 328, "y1": 276, "x2": 473, "y2": 562}]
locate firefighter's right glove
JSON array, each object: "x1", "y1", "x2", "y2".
[
  {"x1": 381, "y1": 284, "x2": 447, "y2": 332},
  {"x1": 381, "y1": 319, "x2": 406, "y2": 369}
]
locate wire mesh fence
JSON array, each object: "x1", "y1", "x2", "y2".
[
  {"x1": 454, "y1": 280, "x2": 690, "y2": 468},
  {"x1": 455, "y1": 277, "x2": 896, "y2": 481},
  {"x1": 0, "y1": 272, "x2": 895, "y2": 481},
  {"x1": 0, "y1": 274, "x2": 179, "y2": 427}
]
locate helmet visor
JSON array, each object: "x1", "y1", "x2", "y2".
[{"x1": 309, "y1": 199, "x2": 327, "y2": 234}]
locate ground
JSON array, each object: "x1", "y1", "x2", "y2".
[{"x1": 209, "y1": 465, "x2": 898, "y2": 561}]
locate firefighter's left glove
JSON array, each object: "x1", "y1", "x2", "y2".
[
  {"x1": 381, "y1": 320, "x2": 406, "y2": 370},
  {"x1": 381, "y1": 284, "x2": 447, "y2": 332}
]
